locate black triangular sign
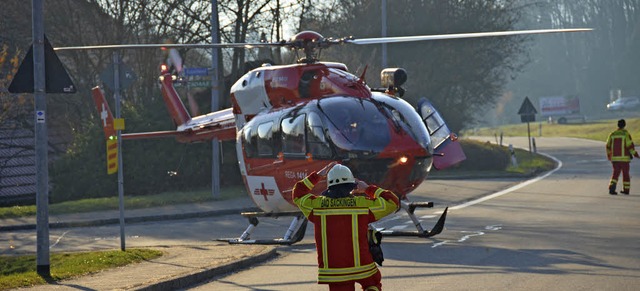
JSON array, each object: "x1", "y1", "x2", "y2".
[
  {"x1": 8, "y1": 35, "x2": 76, "y2": 94},
  {"x1": 517, "y1": 96, "x2": 538, "y2": 115}
]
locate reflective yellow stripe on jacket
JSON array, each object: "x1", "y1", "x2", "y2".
[
  {"x1": 314, "y1": 208, "x2": 369, "y2": 268},
  {"x1": 606, "y1": 129, "x2": 637, "y2": 162},
  {"x1": 317, "y1": 262, "x2": 378, "y2": 282},
  {"x1": 292, "y1": 173, "x2": 399, "y2": 283}
]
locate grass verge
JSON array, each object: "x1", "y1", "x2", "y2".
[
  {"x1": 0, "y1": 249, "x2": 162, "y2": 290},
  {"x1": 430, "y1": 139, "x2": 556, "y2": 178},
  {"x1": 462, "y1": 118, "x2": 640, "y2": 142}
]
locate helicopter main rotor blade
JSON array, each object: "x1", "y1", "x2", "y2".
[
  {"x1": 53, "y1": 28, "x2": 591, "y2": 57},
  {"x1": 54, "y1": 42, "x2": 284, "y2": 51},
  {"x1": 345, "y1": 28, "x2": 592, "y2": 45}
]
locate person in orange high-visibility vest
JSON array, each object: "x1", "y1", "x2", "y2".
[
  {"x1": 292, "y1": 162, "x2": 399, "y2": 291},
  {"x1": 606, "y1": 119, "x2": 639, "y2": 195}
]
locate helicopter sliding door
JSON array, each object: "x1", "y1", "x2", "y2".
[{"x1": 417, "y1": 98, "x2": 466, "y2": 170}]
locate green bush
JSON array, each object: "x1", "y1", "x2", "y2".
[
  {"x1": 50, "y1": 101, "x2": 242, "y2": 203},
  {"x1": 449, "y1": 139, "x2": 510, "y2": 171}
]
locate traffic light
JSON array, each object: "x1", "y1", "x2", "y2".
[{"x1": 106, "y1": 137, "x2": 118, "y2": 174}]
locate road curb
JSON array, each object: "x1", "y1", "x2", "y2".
[{"x1": 134, "y1": 247, "x2": 279, "y2": 291}]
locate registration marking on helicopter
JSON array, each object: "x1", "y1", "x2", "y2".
[
  {"x1": 269, "y1": 76, "x2": 289, "y2": 88},
  {"x1": 284, "y1": 170, "x2": 308, "y2": 180}
]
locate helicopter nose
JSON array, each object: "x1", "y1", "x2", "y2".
[
  {"x1": 346, "y1": 134, "x2": 431, "y2": 197},
  {"x1": 381, "y1": 142, "x2": 432, "y2": 197}
]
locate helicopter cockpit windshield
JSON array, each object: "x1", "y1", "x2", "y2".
[
  {"x1": 370, "y1": 93, "x2": 433, "y2": 154},
  {"x1": 317, "y1": 97, "x2": 390, "y2": 152}
]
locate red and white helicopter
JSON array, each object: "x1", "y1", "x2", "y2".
[{"x1": 59, "y1": 28, "x2": 590, "y2": 244}]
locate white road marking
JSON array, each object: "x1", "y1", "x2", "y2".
[
  {"x1": 485, "y1": 224, "x2": 502, "y2": 231},
  {"x1": 458, "y1": 231, "x2": 484, "y2": 242},
  {"x1": 576, "y1": 159, "x2": 608, "y2": 163},
  {"x1": 386, "y1": 150, "x2": 560, "y2": 243},
  {"x1": 94, "y1": 235, "x2": 140, "y2": 241},
  {"x1": 382, "y1": 215, "x2": 403, "y2": 221},
  {"x1": 431, "y1": 224, "x2": 503, "y2": 248},
  {"x1": 50, "y1": 230, "x2": 71, "y2": 249},
  {"x1": 450, "y1": 152, "x2": 562, "y2": 210},
  {"x1": 431, "y1": 241, "x2": 448, "y2": 248},
  {"x1": 420, "y1": 215, "x2": 436, "y2": 219}
]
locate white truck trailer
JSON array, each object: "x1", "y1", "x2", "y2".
[{"x1": 538, "y1": 95, "x2": 585, "y2": 124}]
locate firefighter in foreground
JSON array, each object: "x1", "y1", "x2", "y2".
[
  {"x1": 606, "y1": 119, "x2": 639, "y2": 195},
  {"x1": 292, "y1": 162, "x2": 399, "y2": 291}
]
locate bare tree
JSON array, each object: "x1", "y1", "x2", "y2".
[
  {"x1": 505, "y1": 0, "x2": 640, "y2": 120},
  {"x1": 299, "y1": 0, "x2": 530, "y2": 131}
]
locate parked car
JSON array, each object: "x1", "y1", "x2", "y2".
[{"x1": 607, "y1": 97, "x2": 640, "y2": 111}]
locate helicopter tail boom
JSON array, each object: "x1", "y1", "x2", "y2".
[
  {"x1": 91, "y1": 86, "x2": 116, "y2": 140},
  {"x1": 159, "y1": 68, "x2": 192, "y2": 127}
]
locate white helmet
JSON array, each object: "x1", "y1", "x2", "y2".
[{"x1": 327, "y1": 164, "x2": 355, "y2": 187}]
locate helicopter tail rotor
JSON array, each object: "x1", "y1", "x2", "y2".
[{"x1": 165, "y1": 48, "x2": 183, "y2": 74}]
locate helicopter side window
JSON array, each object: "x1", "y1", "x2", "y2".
[
  {"x1": 242, "y1": 127, "x2": 257, "y2": 158},
  {"x1": 306, "y1": 112, "x2": 332, "y2": 158},
  {"x1": 257, "y1": 121, "x2": 275, "y2": 157},
  {"x1": 281, "y1": 114, "x2": 306, "y2": 156},
  {"x1": 424, "y1": 110, "x2": 448, "y2": 147}
]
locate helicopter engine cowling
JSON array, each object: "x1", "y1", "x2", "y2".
[{"x1": 230, "y1": 62, "x2": 370, "y2": 130}]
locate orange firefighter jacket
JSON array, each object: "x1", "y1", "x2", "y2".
[
  {"x1": 292, "y1": 172, "x2": 400, "y2": 284},
  {"x1": 606, "y1": 128, "x2": 638, "y2": 162}
]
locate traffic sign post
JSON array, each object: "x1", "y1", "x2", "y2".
[
  {"x1": 111, "y1": 52, "x2": 127, "y2": 251},
  {"x1": 32, "y1": 0, "x2": 50, "y2": 277},
  {"x1": 518, "y1": 96, "x2": 538, "y2": 153},
  {"x1": 11, "y1": 2, "x2": 79, "y2": 277},
  {"x1": 8, "y1": 36, "x2": 76, "y2": 94},
  {"x1": 211, "y1": 1, "x2": 222, "y2": 199},
  {"x1": 106, "y1": 138, "x2": 118, "y2": 174},
  {"x1": 100, "y1": 59, "x2": 137, "y2": 91}
]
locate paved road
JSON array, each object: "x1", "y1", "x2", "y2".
[{"x1": 189, "y1": 137, "x2": 640, "y2": 290}]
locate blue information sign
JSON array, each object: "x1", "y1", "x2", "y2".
[{"x1": 184, "y1": 67, "x2": 210, "y2": 76}]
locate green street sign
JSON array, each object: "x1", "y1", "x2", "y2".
[
  {"x1": 174, "y1": 80, "x2": 211, "y2": 88},
  {"x1": 190, "y1": 80, "x2": 211, "y2": 88}
]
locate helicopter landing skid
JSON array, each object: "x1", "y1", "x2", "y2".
[
  {"x1": 217, "y1": 211, "x2": 308, "y2": 245},
  {"x1": 378, "y1": 200, "x2": 448, "y2": 238}
]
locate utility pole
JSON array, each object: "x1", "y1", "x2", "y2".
[
  {"x1": 211, "y1": 0, "x2": 221, "y2": 198},
  {"x1": 381, "y1": 0, "x2": 388, "y2": 68},
  {"x1": 33, "y1": 0, "x2": 50, "y2": 277},
  {"x1": 113, "y1": 52, "x2": 126, "y2": 251}
]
